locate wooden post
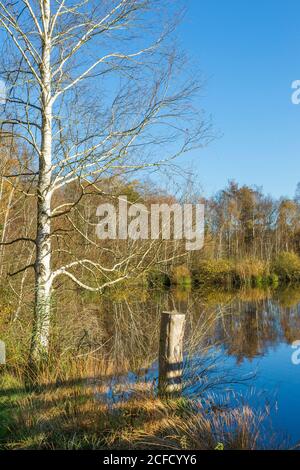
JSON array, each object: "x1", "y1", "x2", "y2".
[{"x1": 158, "y1": 311, "x2": 185, "y2": 397}]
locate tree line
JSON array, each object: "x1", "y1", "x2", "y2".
[{"x1": 204, "y1": 180, "x2": 300, "y2": 261}]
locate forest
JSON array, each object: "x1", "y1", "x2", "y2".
[{"x1": 2, "y1": 137, "x2": 300, "y2": 297}]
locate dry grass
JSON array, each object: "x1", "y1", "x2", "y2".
[
  {"x1": 234, "y1": 257, "x2": 269, "y2": 283},
  {"x1": 194, "y1": 257, "x2": 278, "y2": 288},
  {"x1": 0, "y1": 361, "x2": 272, "y2": 450}
]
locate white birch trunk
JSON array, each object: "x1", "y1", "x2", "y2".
[{"x1": 30, "y1": 1, "x2": 53, "y2": 363}]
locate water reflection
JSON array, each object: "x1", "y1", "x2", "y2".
[
  {"x1": 209, "y1": 296, "x2": 300, "y2": 363},
  {"x1": 69, "y1": 286, "x2": 300, "y2": 372},
  {"x1": 47, "y1": 285, "x2": 300, "y2": 444}
]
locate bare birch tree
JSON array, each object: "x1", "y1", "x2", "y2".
[{"x1": 0, "y1": 0, "x2": 208, "y2": 367}]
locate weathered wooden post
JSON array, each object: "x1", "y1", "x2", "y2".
[{"x1": 158, "y1": 311, "x2": 185, "y2": 397}]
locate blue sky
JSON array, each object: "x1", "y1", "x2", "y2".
[
  {"x1": 178, "y1": 0, "x2": 300, "y2": 199},
  {"x1": 1, "y1": 1, "x2": 298, "y2": 200}
]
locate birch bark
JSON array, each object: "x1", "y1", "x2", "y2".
[{"x1": 30, "y1": 0, "x2": 53, "y2": 362}]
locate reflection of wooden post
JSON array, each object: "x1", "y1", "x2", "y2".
[{"x1": 159, "y1": 311, "x2": 185, "y2": 397}]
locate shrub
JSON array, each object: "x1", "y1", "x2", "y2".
[
  {"x1": 272, "y1": 252, "x2": 300, "y2": 282},
  {"x1": 193, "y1": 259, "x2": 235, "y2": 286},
  {"x1": 194, "y1": 258, "x2": 274, "y2": 287},
  {"x1": 170, "y1": 265, "x2": 192, "y2": 286},
  {"x1": 234, "y1": 258, "x2": 269, "y2": 285}
]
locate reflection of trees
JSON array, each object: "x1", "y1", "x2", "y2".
[
  {"x1": 194, "y1": 288, "x2": 300, "y2": 364},
  {"x1": 99, "y1": 289, "x2": 216, "y2": 374},
  {"x1": 53, "y1": 285, "x2": 300, "y2": 372},
  {"x1": 101, "y1": 295, "x2": 163, "y2": 372},
  {"x1": 212, "y1": 298, "x2": 281, "y2": 363},
  {"x1": 54, "y1": 286, "x2": 219, "y2": 376}
]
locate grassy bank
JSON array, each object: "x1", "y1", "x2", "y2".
[
  {"x1": 0, "y1": 361, "x2": 271, "y2": 451},
  {"x1": 192, "y1": 258, "x2": 278, "y2": 288}
]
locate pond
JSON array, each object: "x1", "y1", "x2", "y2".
[
  {"x1": 201, "y1": 290, "x2": 300, "y2": 448},
  {"x1": 96, "y1": 286, "x2": 300, "y2": 447},
  {"x1": 2, "y1": 285, "x2": 300, "y2": 449}
]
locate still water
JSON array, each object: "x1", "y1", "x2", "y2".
[
  {"x1": 100, "y1": 286, "x2": 300, "y2": 447},
  {"x1": 205, "y1": 292, "x2": 300, "y2": 447}
]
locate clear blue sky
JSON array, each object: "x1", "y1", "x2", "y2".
[{"x1": 178, "y1": 0, "x2": 300, "y2": 199}]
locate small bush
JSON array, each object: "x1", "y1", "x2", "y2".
[
  {"x1": 234, "y1": 258, "x2": 269, "y2": 286},
  {"x1": 193, "y1": 259, "x2": 235, "y2": 286},
  {"x1": 272, "y1": 252, "x2": 300, "y2": 282},
  {"x1": 170, "y1": 265, "x2": 192, "y2": 286}
]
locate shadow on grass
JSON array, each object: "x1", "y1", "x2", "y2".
[
  {"x1": 0, "y1": 373, "x2": 193, "y2": 450},
  {"x1": 0, "y1": 369, "x2": 277, "y2": 451}
]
